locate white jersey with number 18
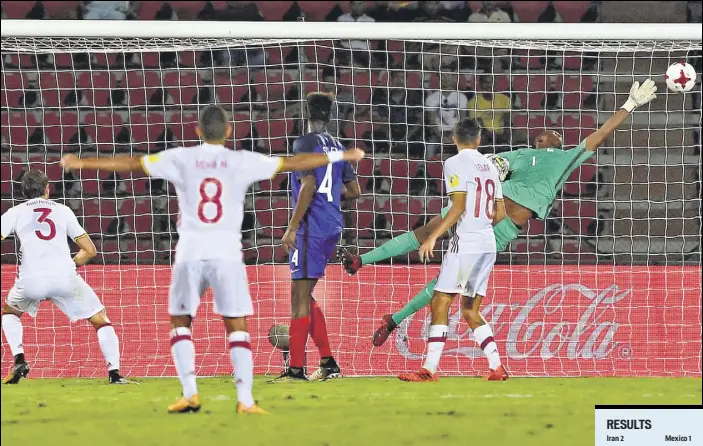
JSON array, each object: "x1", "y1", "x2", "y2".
[
  {"x1": 141, "y1": 143, "x2": 282, "y2": 263},
  {"x1": 0, "y1": 198, "x2": 87, "y2": 279},
  {"x1": 443, "y1": 149, "x2": 503, "y2": 254}
]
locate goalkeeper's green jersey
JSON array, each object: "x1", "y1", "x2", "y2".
[{"x1": 499, "y1": 140, "x2": 594, "y2": 219}]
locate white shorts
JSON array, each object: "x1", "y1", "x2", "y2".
[
  {"x1": 6, "y1": 274, "x2": 104, "y2": 322},
  {"x1": 435, "y1": 251, "x2": 496, "y2": 297},
  {"x1": 169, "y1": 259, "x2": 253, "y2": 318}
]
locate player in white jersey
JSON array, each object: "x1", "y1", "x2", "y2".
[
  {"x1": 1, "y1": 171, "x2": 129, "y2": 384},
  {"x1": 60, "y1": 105, "x2": 365, "y2": 414},
  {"x1": 399, "y1": 119, "x2": 506, "y2": 382}
]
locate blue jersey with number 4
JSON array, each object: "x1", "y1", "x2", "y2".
[{"x1": 291, "y1": 132, "x2": 356, "y2": 239}]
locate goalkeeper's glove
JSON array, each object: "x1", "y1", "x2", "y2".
[
  {"x1": 485, "y1": 154, "x2": 510, "y2": 182},
  {"x1": 621, "y1": 79, "x2": 657, "y2": 113}
]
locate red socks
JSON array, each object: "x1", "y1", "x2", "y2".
[
  {"x1": 310, "y1": 300, "x2": 332, "y2": 358},
  {"x1": 289, "y1": 301, "x2": 333, "y2": 369},
  {"x1": 288, "y1": 316, "x2": 310, "y2": 369}
]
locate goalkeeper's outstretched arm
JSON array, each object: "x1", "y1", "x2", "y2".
[{"x1": 584, "y1": 79, "x2": 657, "y2": 152}]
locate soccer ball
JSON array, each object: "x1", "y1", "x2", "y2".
[
  {"x1": 268, "y1": 324, "x2": 289, "y2": 350},
  {"x1": 485, "y1": 154, "x2": 510, "y2": 182},
  {"x1": 665, "y1": 62, "x2": 697, "y2": 93}
]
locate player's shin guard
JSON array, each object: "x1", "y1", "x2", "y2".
[
  {"x1": 309, "y1": 300, "x2": 332, "y2": 359},
  {"x1": 288, "y1": 316, "x2": 310, "y2": 370},
  {"x1": 392, "y1": 279, "x2": 437, "y2": 325},
  {"x1": 422, "y1": 325, "x2": 448, "y2": 374},
  {"x1": 170, "y1": 327, "x2": 198, "y2": 399},
  {"x1": 473, "y1": 324, "x2": 501, "y2": 370},
  {"x1": 96, "y1": 324, "x2": 120, "y2": 371},
  {"x1": 1, "y1": 314, "x2": 24, "y2": 357},
  {"x1": 228, "y1": 331, "x2": 255, "y2": 408}
]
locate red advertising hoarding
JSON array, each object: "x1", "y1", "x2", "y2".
[{"x1": 1, "y1": 264, "x2": 701, "y2": 377}]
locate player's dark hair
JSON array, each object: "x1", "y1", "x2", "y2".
[
  {"x1": 453, "y1": 118, "x2": 482, "y2": 145},
  {"x1": 198, "y1": 104, "x2": 228, "y2": 142},
  {"x1": 21, "y1": 170, "x2": 49, "y2": 199},
  {"x1": 306, "y1": 92, "x2": 334, "y2": 124}
]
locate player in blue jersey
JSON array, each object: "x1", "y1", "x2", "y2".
[{"x1": 274, "y1": 93, "x2": 361, "y2": 382}]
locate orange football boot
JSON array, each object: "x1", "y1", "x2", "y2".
[
  {"x1": 167, "y1": 394, "x2": 201, "y2": 413},
  {"x1": 398, "y1": 368, "x2": 439, "y2": 382},
  {"x1": 485, "y1": 365, "x2": 509, "y2": 381},
  {"x1": 236, "y1": 402, "x2": 270, "y2": 414}
]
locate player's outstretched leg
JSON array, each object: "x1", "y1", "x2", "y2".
[
  {"x1": 372, "y1": 279, "x2": 437, "y2": 347},
  {"x1": 462, "y1": 295, "x2": 508, "y2": 381},
  {"x1": 398, "y1": 291, "x2": 453, "y2": 382},
  {"x1": 225, "y1": 317, "x2": 269, "y2": 414},
  {"x1": 308, "y1": 298, "x2": 341, "y2": 381},
  {"x1": 168, "y1": 316, "x2": 201, "y2": 413},
  {"x1": 338, "y1": 230, "x2": 421, "y2": 275},
  {"x1": 87, "y1": 310, "x2": 133, "y2": 384},
  {"x1": 2, "y1": 307, "x2": 30, "y2": 384}
]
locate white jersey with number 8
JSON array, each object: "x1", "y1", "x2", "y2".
[
  {"x1": 1, "y1": 198, "x2": 87, "y2": 279},
  {"x1": 443, "y1": 149, "x2": 503, "y2": 254},
  {"x1": 141, "y1": 143, "x2": 281, "y2": 263}
]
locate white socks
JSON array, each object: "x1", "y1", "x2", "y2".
[
  {"x1": 422, "y1": 324, "x2": 448, "y2": 374},
  {"x1": 2, "y1": 314, "x2": 24, "y2": 357},
  {"x1": 96, "y1": 325, "x2": 120, "y2": 371},
  {"x1": 229, "y1": 331, "x2": 254, "y2": 407},
  {"x1": 473, "y1": 324, "x2": 502, "y2": 370},
  {"x1": 170, "y1": 327, "x2": 197, "y2": 399}
]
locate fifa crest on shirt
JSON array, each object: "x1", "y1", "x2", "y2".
[{"x1": 448, "y1": 175, "x2": 459, "y2": 188}]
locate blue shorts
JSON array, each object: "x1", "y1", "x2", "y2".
[{"x1": 289, "y1": 233, "x2": 338, "y2": 280}]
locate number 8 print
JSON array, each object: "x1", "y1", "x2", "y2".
[{"x1": 197, "y1": 178, "x2": 223, "y2": 224}]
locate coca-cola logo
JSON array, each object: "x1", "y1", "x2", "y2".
[{"x1": 395, "y1": 283, "x2": 631, "y2": 361}]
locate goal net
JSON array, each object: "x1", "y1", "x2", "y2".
[{"x1": 1, "y1": 20, "x2": 701, "y2": 378}]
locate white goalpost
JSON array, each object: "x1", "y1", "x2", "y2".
[{"x1": 1, "y1": 20, "x2": 701, "y2": 378}]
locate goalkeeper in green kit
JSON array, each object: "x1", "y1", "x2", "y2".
[{"x1": 338, "y1": 79, "x2": 657, "y2": 379}]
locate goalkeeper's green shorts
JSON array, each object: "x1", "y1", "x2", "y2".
[
  {"x1": 439, "y1": 205, "x2": 522, "y2": 252},
  {"x1": 493, "y1": 217, "x2": 522, "y2": 251}
]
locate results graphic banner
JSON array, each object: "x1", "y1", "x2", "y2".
[
  {"x1": 595, "y1": 406, "x2": 702, "y2": 445},
  {"x1": 1, "y1": 264, "x2": 701, "y2": 377}
]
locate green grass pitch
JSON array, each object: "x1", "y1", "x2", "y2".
[{"x1": 1, "y1": 376, "x2": 700, "y2": 445}]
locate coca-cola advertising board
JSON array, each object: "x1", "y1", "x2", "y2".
[{"x1": 1, "y1": 264, "x2": 700, "y2": 377}]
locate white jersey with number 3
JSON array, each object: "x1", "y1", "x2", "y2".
[
  {"x1": 444, "y1": 149, "x2": 503, "y2": 253},
  {"x1": 141, "y1": 143, "x2": 281, "y2": 263},
  {"x1": 0, "y1": 198, "x2": 87, "y2": 279}
]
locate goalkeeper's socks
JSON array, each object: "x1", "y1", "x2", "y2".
[
  {"x1": 422, "y1": 325, "x2": 448, "y2": 374},
  {"x1": 288, "y1": 316, "x2": 310, "y2": 369},
  {"x1": 309, "y1": 300, "x2": 332, "y2": 358},
  {"x1": 228, "y1": 331, "x2": 255, "y2": 408},
  {"x1": 96, "y1": 324, "x2": 120, "y2": 372},
  {"x1": 473, "y1": 324, "x2": 501, "y2": 370},
  {"x1": 391, "y1": 278, "x2": 437, "y2": 326},
  {"x1": 360, "y1": 231, "x2": 420, "y2": 266},
  {"x1": 170, "y1": 327, "x2": 198, "y2": 399},
  {"x1": 1, "y1": 314, "x2": 24, "y2": 357}
]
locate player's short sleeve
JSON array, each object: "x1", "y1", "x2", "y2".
[
  {"x1": 1, "y1": 207, "x2": 17, "y2": 240},
  {"x1": 444, "y1": 157, "x2": 467, "y2": 194},
  {"x1": 240, "y1": 151, "x2": 282, "y2": 184},
  {"x1": 292, "y1": 135, "x2": 317, "y2": 178},
  {"x1": 141, "y1": 149, "x2": 182, "y2": 184},
  {"x1": 342, "y1": 161, "x2": 357, "y2": 183},
  {"x1": 64, "y1": 206, "x2": 87, "y2": 241}
]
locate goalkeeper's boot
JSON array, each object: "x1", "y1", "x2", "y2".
[
  {"x1": 108, "y1": 370, "x2": 137, "y2": 384},
  {"x1": 167, "y1": 394, "x2": 201, "y2": 414},
  {"x1": 372, "y1": 314, "x2": 397, "y2": 347},
  {"x1": 398, "y1": 368, "x2": 438, "y2": 382},
  {"x1": 337, "y1": 247, "x2": 362, "y2": 275},
  {"x1": 485, "y1": 365, "x2": 509, "y2": 381},
  {"x1": 236, "y1": 402, "x2": 270, "y2": 415},
  {"x1": 267, "y1": 367, "x2": 309, "y2": 383},
  {"x1": 3, "y1": 358, "x2": 30, "y2": 385},
  {"x1": 308, "y1": 357, "x2": 341, "y2": 381}
]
